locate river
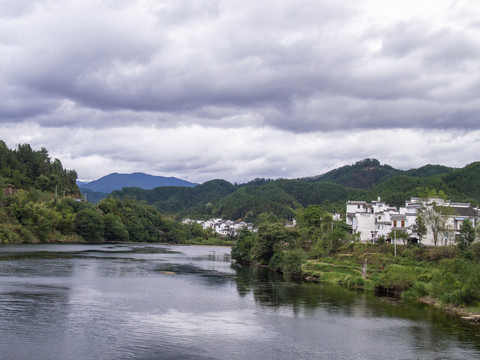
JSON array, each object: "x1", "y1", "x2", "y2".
[{"x1": 0, "y1": 244, "x2": 478, "y2": 359}]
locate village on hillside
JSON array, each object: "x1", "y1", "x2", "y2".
[{"x1": 346, "y1": 197, "x2": 480, "y2": 246}]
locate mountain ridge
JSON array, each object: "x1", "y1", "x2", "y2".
[
  {"x1": 304, "y1": 158, "x2": 455, "y2": 189},
  {"x1": 77, "y1": 172, "x2": 198, "y2": 194},
  {"x1": 110, "y1": 159, "x2": 477, "y2": 221}
]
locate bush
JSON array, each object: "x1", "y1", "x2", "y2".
[
  {"x1": 471, "y1": 242, "x2": 480, "y2": 261},
  {"x1": 401, "y1": 281, "x2": 428, "y2": 300},
  {"x1": 20, "y1": 227, "x2": 35, "y2": 243},
  {"x1": 268, "y1": 252, "x2": 284, "y2": 271},
  {"x1": 231, "y1": 229, "x2": 256, "y2": 262},
  {"x1": 441, "y1": 289, "x2": 469, "y2": 306},
  {"x1": 428, "y1": 259, "x2": 480, "y2": 306},
  {"x1": 75, "y1": 208, "x2": 104, "y2": 242},
  {"x1": 339, "y1": 275, "x2": 365, "y2": 289},
  {"x1": 281, "y1": 249, "x2": 305, "y2": 277},
  {"x1": 374, "y1": 265, "x2": 417, "y2": 292},
  {"x1": 425, "y1": 246, "x2": 457, "y2": 262}
]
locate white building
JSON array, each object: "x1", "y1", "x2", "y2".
[
  {"x1": 182, "y1": 218, "x2": 256, "y2": 237},
  {"x1": 346, "y1": 197, "x2": 480, "y2": 246},
  {"x1": 346, "y1": 198, "x2": 398, "y2": 242}
]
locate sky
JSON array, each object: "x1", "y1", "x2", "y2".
[{"x1": 1, "y1": 0, "x2": 479, "y2": 184}]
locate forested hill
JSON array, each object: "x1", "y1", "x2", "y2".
[
  {"x1": 304, "y1": 158, "x2": 455, "y2": 189},
  {"x1": 111, "y1": 160, "x2": 479, "y2": 221},
  {"x1": 0, "y1": 141, "x2": 79, "y2": 196},
  {"x1": 0, "y1": 142, "x2": 219, "y2": 245},
  {"x1": 78, "y1": 172, "x2": 198, "y2": 193}
]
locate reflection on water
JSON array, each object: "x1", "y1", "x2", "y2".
[{"x1": 0, "y1": 244, "x2": 478, "y2": 360}]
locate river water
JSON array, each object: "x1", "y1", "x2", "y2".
[{"x1": 0, "y1": 244, "x2": 478, "y2": 360}]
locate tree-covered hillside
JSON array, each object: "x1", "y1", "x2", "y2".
[
  {"x1": 305, "y1": 158, "x2": 455, "y2": 190},
  {"x1": 0, "y1": 142, "x2": 220, "y2": 245},
  {"x1": 111, "y1": 160, "x2": 479, "y2": 221},
  {"x1": 0, "y1": 141, "x2": 79, "y2": 196}
]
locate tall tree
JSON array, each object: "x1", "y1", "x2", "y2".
[
  {"x1": 411, "y1": 213, "x2": 427, "y2": 245},
  {"x1": 422, "y1": 207, "x2": 447, "y2": 247}
]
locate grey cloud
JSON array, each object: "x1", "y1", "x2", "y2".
[{"x1": 0, "y1": 0, "x2": 479, "y2": 135}]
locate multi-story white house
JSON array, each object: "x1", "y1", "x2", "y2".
[
  {"x1": 346, "y1": 197, "x2": 480, "y2": 246},
  {"x1": 346, "y1": 198, "x2": 398, "y2": 242}
]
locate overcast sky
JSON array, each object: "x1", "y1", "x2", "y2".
[{"x1": 1, "y1": 0, "x2": 479, "y2": 183}]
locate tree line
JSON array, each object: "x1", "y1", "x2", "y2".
[{"x1": 0, "y1": 142, "x2": 222, "y2": 245}]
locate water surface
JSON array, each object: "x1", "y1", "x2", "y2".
[{"x1": 0, "y1": 244, "x2": 478, "y2": 359}]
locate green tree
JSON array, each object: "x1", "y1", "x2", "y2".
[
  {"x1": 252, "y1": 223, "x2": 292, "y2": 265},
  {"x1": 411, "y1": 213, "x2": 427, "y2": 245},
  {"x1": 231, "y1": 229, "x2": 257, "y2": 262},
  {"x1": 103, "y1": 213, "x2": 129, "y2": 242},
  {"x1": 422, "y1": 207, "x2": 447, "y2": 246},
  {"x1": 388, "y1": 229, "x2": 409, "y2": 245},
  {"x1": 458, "y1": 218, "x2": 476, "y2": 250},
  {"x1": 75, "y1": 208, "x2": 104, "y2": 242}
]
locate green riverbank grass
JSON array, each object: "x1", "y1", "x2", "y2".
[{"x1": 301, "y1": 243, "x2": 480, "y2": 316}]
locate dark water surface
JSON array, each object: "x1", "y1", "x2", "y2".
[{"x1": 0, "y1": 244, "x2": 479, "y2": 359}]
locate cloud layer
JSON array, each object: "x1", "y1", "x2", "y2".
[{"x1": 1, "y1": 0, "x2": 479, "y2": 182}]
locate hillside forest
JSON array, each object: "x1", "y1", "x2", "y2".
[{"x1": 0, "y1": 142, "x2": 221, "y2": 245}]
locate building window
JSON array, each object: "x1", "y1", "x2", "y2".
[
  {"x1": 393, "y1": 220, "x2": 397, "y2": 227},
  {"x1": 401, "y1": 220, "x2": 405, "y2": 228}
]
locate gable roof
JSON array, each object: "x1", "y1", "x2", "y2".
[{"x1": 434, "y1": 205, "x2": 478, "y2": 217}]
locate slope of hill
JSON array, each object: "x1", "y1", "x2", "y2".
[
  {"x1": 305, "y1": 159, "x2": 455, "y2": 190},
  {"x1": 442, "y1": 162, "x2": 480, "y2": 202},
  {"x1": 109, "y1": 160, "x2": 479, "y2": 221},
  {"x1": 78, "y1": 172, "x2": 198, "y2": 193},
  {"x1": 0, "y1": 141, "x2": 79, "y2": 196},
  {"x1": 305, "y1": 159, "x2": 400, "y2": 189},
  {"x1": 404, "y1": 164, "x2": 455, "y2": 178},
  {"x1": 111, "y1": 179, "x2": 237, "y2": 216}
]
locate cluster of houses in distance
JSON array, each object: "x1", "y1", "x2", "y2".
[
  {"x1": 182, "y1": 218, "x2": 256, "y2": 237},
  {"x1": 182, "y1": 197, "x2": 479, "y2": 247},
  {"x1": 346, "y1": 197, "x2": 480, "y2": 246}
]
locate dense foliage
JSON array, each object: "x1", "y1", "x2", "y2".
[
  {"x1": 78, "y1": 172, "x2": 197, "y2": 193},
  {"x1": 0, "y1": 141, "x2": 79, "y2": 196},
  {"x1": 303, "y1": 158, "x2": 455, "y2": 190},
  {"x1": 232, "y1": 206, "x2": 480, "y2": 308},
  {"x1": 0, "y1": 142, "x2": 223, "y2": 245},
  {"x1": 110, "y1": 159, "x2": 479, "y2": 221}
]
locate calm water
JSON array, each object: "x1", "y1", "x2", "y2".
[{"x1": 0, "y1": 244, "x2": 479, "y2": 360}]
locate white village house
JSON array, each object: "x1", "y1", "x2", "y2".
[
  {"x1": 182, "y1": 218, "x2": 256, "y2": 237},
  {"x1": 346, "y1": 197, "x2": 480, "y2": 246}
]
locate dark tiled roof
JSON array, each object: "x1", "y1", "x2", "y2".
[{"x1": 434, "y1": 206, "x2": 478, "y2": 217}]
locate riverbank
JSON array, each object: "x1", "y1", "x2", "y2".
[{"x1": 297, "y1": 243, "x2": 480, "y2": 318}]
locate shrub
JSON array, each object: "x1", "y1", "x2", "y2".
[
  {"x1": 339, "y1": 274, "x2": 365, "y2": 289},
  {"x1": 20, "y1": 227, "x2": 35, "y2": 243},
  {"x1": 441, "y1": 289, "x2": 468, "y2": 306},
  {"x1": 472, "y1": 242, "x2": 480, "y2": 262},
  {"x1": 428, "y1": 259, "x2": 480, "y2": 306},
  {"x1": 425, "y1": 246, "x2": 457, "y2": 262},
  {"x1": 281, "y1": 249, "x2": 305, "y2": 277},
  {"x1": 374, "y1": 265, "x2": 417, "y2": 292},
  {"x1": 401, "y1": 281, "x2": 428, "y2": 300}
]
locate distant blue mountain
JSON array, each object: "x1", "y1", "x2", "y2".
[{"x1": 77, "y1": 172, "x2": 198, "y2": 194}]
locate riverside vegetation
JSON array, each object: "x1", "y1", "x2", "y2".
[
  {"x1": 0, "y1": 141, "x2": 229, "y2": 246},
  {"x1": 1, "y1": 141, "x2": 480, "y2": 313},
  {"x1": 231, "y1": 205, "x2": 480, "y2": 315}
]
